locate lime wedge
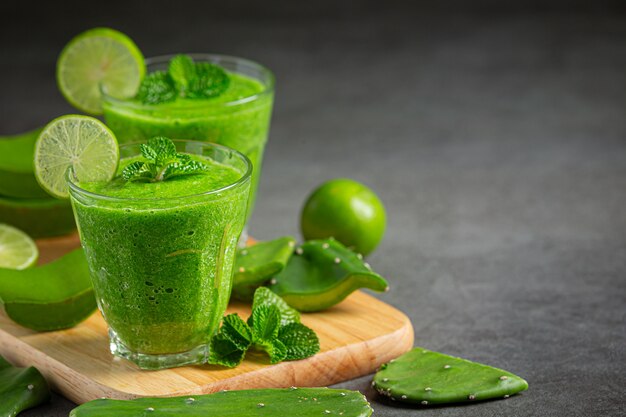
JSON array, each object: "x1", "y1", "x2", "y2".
[
  {"x1": 57, "y1": 27, "x2": 145, "y2": 115},
  {"x1": 34, "y1": 115, "x2": 119, "y2": 199},
  {"x1": 0, "y1": 224, "x2": 38, "y2": 270}
]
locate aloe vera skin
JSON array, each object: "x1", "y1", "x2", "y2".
[
  {"x1": 0, "y1": 355, "x2": 51, "y2": 417},
  {"x1": 70, "y1": 388, "x2": 373, "y2": 417},
  {"x1": 0, "y1": 195, "x2": 76, "y2": 238},
  {"x1": 0, "y1": 249, "x2": 96, "y2": 331},
  {"x1": 232, "y1": 236, "x2": 296, "y2": 300},
  {"x1": 0, "y1": 128, "x2": 49, "y2": 199},
  {"x1": 269, "y1": 239, "x2": 389, "y2": 312}
]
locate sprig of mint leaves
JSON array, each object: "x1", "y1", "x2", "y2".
[
  {"x1": 122, "y1": 136, "x2": 209, "y2": 182},
  {"x1": 136, "y1": 54, "x2": 230, "y2": 104},
  {"x1": 208, "y1": 287, "x2": 320, "y2": 367}
]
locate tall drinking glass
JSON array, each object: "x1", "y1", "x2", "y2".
[
  {"x1": 68, "y1": 140, "x2": 251, "y2": 369},
  {"x1": 102, "y1": 54, "x2": 274, "y2": 227}
]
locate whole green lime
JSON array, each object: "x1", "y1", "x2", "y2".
[{"x1": 300, "y1": 178, "x2": 386, "y2": 256}]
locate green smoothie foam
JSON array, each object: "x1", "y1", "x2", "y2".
[
  {"x1": 70, "y1": 152, "x2": 250, "y2": 356},
  {"x1": 102, "y1": 55, "x2": 274, "y2": 219}
]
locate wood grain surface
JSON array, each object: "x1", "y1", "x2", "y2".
[{"x1": 0, "y1": 234, "x2": 414, "y2": 404}]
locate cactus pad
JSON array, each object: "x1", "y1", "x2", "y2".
[
  {"x1": 70, "y1": 388, "x2": 373, "y2": 417},
  {"x1": 0, "y1": 355, "x2": 51, "y2": 417},
  {"x1": 232, "y1": 236, "x2": 296, "y2": 300},
  {"x1": 0, "y1": 248, "x2": 96, "y2": 331},
  {"x1": 372, "y1": 347, "x2": 528, "y2": 405},
  {"x1": 268, "y1": 239, "x2": 389, "y2": 312}
]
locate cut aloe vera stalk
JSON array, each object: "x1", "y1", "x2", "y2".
[
  {"x1": 0, "y1": 127, "x2": 48, "y2": 199},
  {"x1": 372, "y1": 347, "x2": 529, "y2": 405},
  {"x1": 268, "y1": 239, "x2": 389, "y2": 312},
  {"x1": 70, "y1": 388, "x2": 373, "y2": 417},
  {"x1": 232, "y1": 236, "x2": 296, "y2": 300},
  {"x1": 0, "y1": 195, "x2": 75, "y2": 238},
  {"x1": 0, "y1": 248, "x2": 96, "y2": 331},
  {"x1": 0, "y1": 355, "x2": 50, "y2": 417}
]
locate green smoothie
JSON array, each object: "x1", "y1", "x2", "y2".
[
  {"x1": 102, "y1": 54, "x2": 274, "y2": 219},
  {"x1": 68, "y1": 141, "x2": 251, "y2": 369}
]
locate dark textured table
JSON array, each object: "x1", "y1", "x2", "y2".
[{"x1": 2, "y1": 1, "x2": 625, "y2": 416}]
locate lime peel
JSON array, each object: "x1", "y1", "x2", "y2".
[
  {"x1": 56, "y1": 27, "x2": 145, "y2": 115},
  {"x1": 0, "y1": 224, "x2": 38, "y2": 270},
  {"x1": 34, "y1": 115, "x2": 119, "y2": 199}
]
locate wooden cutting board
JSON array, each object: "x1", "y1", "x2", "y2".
[{"x1": 0, "y1": 234, "x2": 414, "y2": 404}]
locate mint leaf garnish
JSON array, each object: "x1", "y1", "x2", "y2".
[
  {"x1": 121, "y1": 161, "x2": 154, "y2": 182},
  {"x1": 139, "y1": 143, "x2": 158, "y2": 163},
  {"x1": 221, "y1": 314, "x2": 253, "y2": 351},
  {"x1": 278, "y1": 323, "x2": 320, "y2": 360},
  {"x1": 168, "y1": 54, "x2": 196, "y2": 90},
  {"x1": 257, "y1": 338, "x2": 287, "y2": 364},
  {"x1": 146, "y1": 136, "x2": 177, "y2": 166},
  {"x1": 187, "y1": 62, "x2": 230, "y2": 99},
  {"x1": 161, "y1": 160, "x2": 209, "y2": 181},
  {"x1": 250, "y1": 305, "x2": 281, "y2": 341},
  {"x1": 136, "y1": 55, "x2": 230, "y2": 103},
  {"x1": 251, "y1": 287, "x2": 300, "y2": 327},
  {"x1": 122, "y1": 136, "x2": 210, "y2": 182},
  {"x1": 209, "y1": 333, "x2": 246, "y2": 368},
  {"x1": 208, "y1": 288, "x2": 320, "y2": 368},
  {"x1": 136, "y1": 71, "x2": 177, "y2": 104}
]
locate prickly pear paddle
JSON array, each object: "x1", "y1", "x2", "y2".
[
  {"x1": 372, "y1": 347, "x2": 528, "y2": 405},
  {"x1": 70, "y1": 388, "x2": 373, "y2": 417}
]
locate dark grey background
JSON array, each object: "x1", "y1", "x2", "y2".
[{"x1": 2, "y1": 1, "x2": 625, "y2": 416}]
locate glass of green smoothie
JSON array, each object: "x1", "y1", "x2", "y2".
[
  {"x1": 68, "y1": 139, "x2": 251, "y2": 370},
  {"x1": 101, "y1": 54, "x2": 274, "y2": 226}
]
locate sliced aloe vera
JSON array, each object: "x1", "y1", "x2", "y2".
[
  {"x1": 0, "y1": 195, "x2": 75, "y2": 238},
  {"x1": 268, "y1": 239, "x2": 389, "y2": 312},
  {"x1": 70, "y1": 388, "x2": 373, "y2": 417},
  {"x1": 0, "y1": 355, "x2": 50, "y2": 417},
  {"x1": 232, "y1": 236, "x2": 296, "y2": 300},
  {"x1": 0, "y1": 249, "x2": 96, "y2": 331},
  {"x1": 0, "y1": 128, "x2": 49, "y2": 199}
]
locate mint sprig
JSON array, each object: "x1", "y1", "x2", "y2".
[
  {"x1": 136, "y1": 54, "x2": 230, "y2": 104},
  {"x1": 208, "y1": 288, "x2": 320, "y2": 367},
  {"x1": 122, "y1": 136, "x2": 209, "y2": 182},
  {"x1": 186, "y1": 62, "x2": 230, "y2": 99},
  {"x1": 135, "y1": 71, "x2": 177, "y2": 105}
]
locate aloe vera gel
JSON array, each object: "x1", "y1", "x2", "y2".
[{"x1": 68, "y1": 139, "x2": 251, "y2": 369}]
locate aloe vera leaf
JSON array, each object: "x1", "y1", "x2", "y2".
[
  {"x1": 268, "y1": 239, "x2": 388, "y2": 312},
  {"x1": 70, "y1": 388, "x2": 373, "y2": 417},
  {"x1": 0, "y1": 248, "x2": 96, "y2": 331},
  {"x1": 0, "y1": 128, "x2": 49, "y2": 198},
  {"x1": 0, "y1": 355, "x2": 51, "y2": 417},
  {"x1": 372, "y1": 347, "x2": 529, "y2": 405},
  {"x1": 0, "y1": 195, "x2": 76, "y2": 238},
  {"x1": 232, "y1": 236, "x2": 296, "y2": 301}
]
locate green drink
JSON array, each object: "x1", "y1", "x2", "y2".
[
  {"x1": 68, "y1": 140, "x2": 251, "y2": 369},
  {"x1": 101, "y1": 54, "x2": 274, "y2": 221}
]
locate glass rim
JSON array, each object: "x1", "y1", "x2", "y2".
[
  {"x1": 67, "y1": 139, "x2": 253, "y2": 203},
  {"x1": 100, "y1": 53, "x2": 275, "y2": 111}
]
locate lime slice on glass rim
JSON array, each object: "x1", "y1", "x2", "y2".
[
  {"x1": 0, "y1": 224, "x2": 38, "y2": 270},
  {"x1": 34, "y1": 115, "x2": 119, "y2": 199},
  {"x1": 56, "y1": 27, "x2": 145, "y2": 115}
]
